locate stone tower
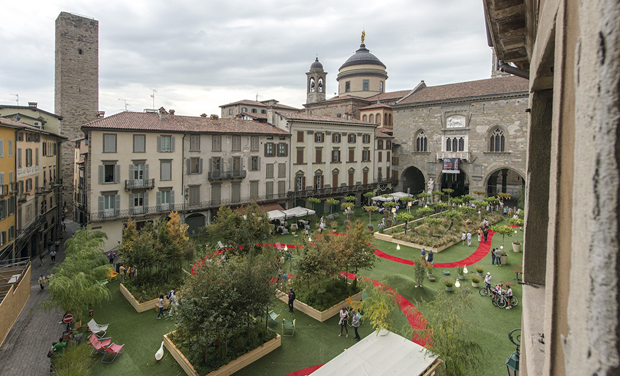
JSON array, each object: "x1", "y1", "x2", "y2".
[
  {"x1": 306, "y1": 58, "x2": 327, "y2": 104},
  {"x1": 54, "y1": 12, "x2": 99, "y2": 218}
]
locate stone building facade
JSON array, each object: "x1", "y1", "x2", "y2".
[
  {"x1": 392, "y1": 76, "x2": 529, "y2": 197},
  {"x1": 54, "y1": 12, "x2": 100, "y2": 219}
]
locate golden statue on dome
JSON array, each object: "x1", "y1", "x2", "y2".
[{"x1": 361, "y1": 30, "x2": 365, "y2": 44}]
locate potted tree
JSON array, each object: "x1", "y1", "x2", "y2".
[
  {"x1": 426, "y1": 264, "x2": 436, "y2": 282},
  {"x1": 414, "y1": 258, "x2": 426, "y2": 288},
  {"x1": 363, "y1": 205, "x2": 379, "y2": 231},
  {"x1": 490, "y1": 225, "x2": 514, "y2": 248},
  {"x1": 443, "y1": 278, "x2": 454, "y2": 292},
  {"x1": 475, "y1": 266, "x2": 484, "y2": 277},
  {"x1": 471, "y1": 276, "x2": 480, "y2": 288},
  {"x1": 326, "y1": 198, "x2": 340, "y2": 216},
  {"x1": 509, "y1": 218, "x2": 524, "y2": 253},
  {"x1": 500, "y1": 247, "x2": 509, "y2": 266},
  {"x1": 456, "y1": 266, "x2": 465, "y2": 280}
]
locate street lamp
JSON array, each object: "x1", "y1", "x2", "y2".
[
  {"x1": 284, "y1": 244, "x2": 288, "y2": 252},
  {"x1": 506, "y1": 328, "x2": 521, "y2": 376},
  {"x1": 455, "y1": 279, "x2": 460, "y2": 288},
  {"x1": 463, "y1": 265, "x2": 468, "y2": 274},
  {"x1": 396, "y1": 244, "x2": 400, "y2": 250}
]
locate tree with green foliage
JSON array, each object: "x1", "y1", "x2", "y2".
[
  {"x1": 412, "y1": 290, "x2": 483, "y2": 376},
  {"x1": 450, "y1": 198, "x2": 463, "y2": 206},
  {"x1": 432, "y1": 190, "x2": 443, "y2": 201},
  {"x1": 340, "y1": 220, "x2": 376, "y2": 275},
  {"x1": 397, "y1": 212, "x2": 416, "y2": 234},
  {"x1": 363, "y1": 191, "x2": 376, "y2": 205},
  {"x1": 326, "y1": 198, "x2": 340, "y2": 215},
  {"x1": 341, "y1": 202, "x2": 355, "y2": 220},
  {"x1": 46, "y1": 227, "x2": 110, "y2": 322},
  {"x1": 472, "y1": 200, "x2": 487, "y2": 210},
  {"x1": 307, "y1": 197, "x2": 321, "y2": 212},
  {"x1": 425, "y1": 217, "x2": 443, "y2": 236},
  {"x1": 399, "y1": 196, "x2": 414, "y2": 211},
  {"x1": 360, "y1": 281, "x2": 400, "y2": 333},
  {"x1": 414, "y1": 257, "x2": 426, "y2": 288},
  {"x1": 509, "y1": 218, "x2": 525, "y2": 244},
  {"x1": 434, "y1": 202, "x2": 450, "y2": 214},
  {"x1": 418, "y1": 207, "x2": 433, "y2": 217},
  {"x1": 461, "y1": 194, "x2": 475, "y2": 204},
  {"x1": 442, "y1": 188, "x2": 454, "y2": 199},
  {"x1": 364, "y1": 205, "x2": 379, "y2": 225},
  {"x1": 417, "y1": 192, "x2": 431, "y2": 203},
  {"x1": 490, "y1": 224, "x2": 514, "y2": 247},
  {"x1": 207, "y1": 202, "x2": 271, "y2": 253}
]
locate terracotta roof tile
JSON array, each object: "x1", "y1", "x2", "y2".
[
  {"x1": 398, "y1": 76, "x2": 528, "y2": 105},
  {"x1": 0, "y1": 117, "x2": 25, "y2": 128},
  {"x1": 276, "y1": 111, "x2": 375, "y2": 127},
  {"x1": 375, "y1": 128, "x2": 394, "y2": 138},
  {"x1": 0, "y1": 117, "x2": 67, "y2": 139},
  {"x1": 365, "y1": 90, "x2": 411, "y2": 102},
  {"x1": 359, "y1": 103, "x2": 392, "y2": 110},
  {"x1": 242, "y1": 112, "x2": 268, "y2": 119},
  {"x1": 81, "y1": 112, "x2": 290, "y2": 135},
  {"x1": 219, "y1": 99, "x2": 300, "y2": 111}
]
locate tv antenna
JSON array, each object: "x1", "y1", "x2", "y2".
[
  {"x1": 255, "y1": 93, "x2": 259, "y2": 102},
  {"x1": 118, "y1": 98, "x2": 131, "y2": 111},
  {"x1": 150, "y1": 89, "x2": 157, "y2": 109},
  {"x1": 11, "y1": 94, "x2": 19, "y2": 106}
]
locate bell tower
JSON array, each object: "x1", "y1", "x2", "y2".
[{"x1": 306, "y1": 57, "x2": 327, "y2": 104}]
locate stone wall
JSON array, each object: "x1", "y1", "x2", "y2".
[
  {"x1": 54, "y1": 12, "x2": 99, "y2": 218},
  {"x1": 392, "y1": 93, "x2": 529, "y2": 195}
]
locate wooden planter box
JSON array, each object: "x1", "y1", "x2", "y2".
[
  {"x1": 276, "y1": 290, "x2": 361, "y2": 322},
  {"x1": 119, "y1": 283, "x2": 159, "y2": 313},
  {"x1": 374, "y1": 232, "x2": 457, "y2": 253},
  {"x1": 163, "y1": 332, "x2": 281, "y2": 376}
]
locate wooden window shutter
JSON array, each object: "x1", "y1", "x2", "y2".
[
  {"x1": 316, "y1": 148, "x2": 321, "y2": 163},
  {"x1": 349, "y1": 172, "x2": 354, "y2": 187},
  {"x1": 297, "y1": 131, "x2": 304, "y2": 142},
  {"x1": 297, "y1": 149, "x2": 303, "y2": 164}
]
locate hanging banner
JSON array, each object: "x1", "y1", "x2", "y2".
[{"x1": 442, "y1": 158, "x2": 460, "y2": 174}]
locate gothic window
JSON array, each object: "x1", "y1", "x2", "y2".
[
  {"x1": 310, "y1": 77, "x2": 315, "y2": 92},
  {"x1": 489, "y1": 128, "x2": 505, "y2": 152},
  {"x1": 416, "y1": 131, "x2": 428, "y2": 152},
  {"x1": 452, "y1": 138, "x2": 458, "y2": 152},
  {"x1": 458, "y1": 137, "x2": 465, "y2": 151},
  {"x1": 446, "y1": 137, "x2": 451, "y2": 151},
  {"x1": 318, "y1": 78, "x2": 323, "y2": 92}
]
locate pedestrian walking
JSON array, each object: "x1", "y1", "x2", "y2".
[
  {"x1": 168, "y1": 288, "x2": 178, "y2": 317},
  {"x1": 157, "y1": 295, "x2": 165, "y2": 319},
  {"x1": 39, "y1": 252, "x2": 44, "y2": 266},
  {"x1": 338, "y1": 308, "x2": 349, "y2": 337},
  {"x1": 426, "y1": 250, "x2": 434, "y2": 265},
  {"x1": 461, "y1": 232, "x2": 466, "y2": 245},
  {"x1": 50, "y1": 249, "x2": 57, "y2": 263},
  {"x1": 483, "y1": 228, "x2": 489, "y2": 242},
  {"x1": 494, "y1": 247, "x2": 502, "y2": 266},
  {"x1": 38, "y1": 275, "x2": 45, "y2": 291},
  {"x1": 351, "y1": 310, "x2": 362, "y2": 341},
  {"x1": 491, "y1": 247, "x2": 497, "y2": 265},
  {"x1": 467, "y1": 232, "x2": 472, "y2": 246},
  {"x1": 119, "y1": 264, "x2": 126, "y2": 282},
  {"x1": 477, "y1": 228, "x2": 482, "y2": 242},
  {"x1": 288, "y1": 288, "x2": 296, "y2": 313}
]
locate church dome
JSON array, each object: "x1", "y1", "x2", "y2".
[
  {"x1": 339, "y1": 44, "x2": 386, "y2": 70},
  {"x1": 310, "y1": 57, "x2": 324, "y2": 71}
]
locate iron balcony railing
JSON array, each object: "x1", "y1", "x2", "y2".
[
  {"x1": 16, "y1": 216, "x2": 45, "y2": 239},
  {"x1": 125, "y1": 178, "x2": 155, "y2": 190},
  {"x1": 208, "y1": 170, "x2": 247, "y2": 180},
  {"x1": 88, "y1": 193, "x2": 288, "y2": 222},
  {"x1": 0, "y1": 185, "x2": 8, "y2": 197}
]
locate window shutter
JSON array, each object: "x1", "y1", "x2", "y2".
[
  {"x1": 264, "y1": 143, "x2": 268, "y2": 157},
  {"x1": 302, "y1": 176, "x2": 306, "y2": 190},
  {"x1": 156, "y1": 192, "x2": 161, "y2": 209},
  {"x1": 170, "y1": 190, "x2": 175, "y2": 206},
  {"x1": 209, "y1": 158, "x2": 213, "y2": 172},
  {"x1": 257, "y1": 156, "x2": 261, "y2": 171},
  {"x1": 98, "y1": 196, "x2": 104, "y2": 216},
  {"x1": 145, "y1": 164, "x2": 149, "y2": 180},
  {"x1": 157, "y1": 136, "x2": 162, "y2": 152},
  {"x1": 186, "y1": 159, "x2": 190, "y2": 174},
  {"x1": 98, "y1": 165, "x2": 104, "y2": 184},
  {"x1": 129, "y1": 193, "x2": 134, "y2": 208},
  {"x1": 35, "y1": 148, "x2": 39, "y2": 166},
  {"x1": 228, "y1": 158, "x2": 233, "y2": 172},
  {"x1": 284, "y1": 144, "x2": 288, "y2": 157},
  {"x1": 171, "y1": 136, "x2": 175, "y2": 152},
  {"x1": 199, "y1": 158, "x2": 203, "y2": 174},
  {"x1": 129, "y1": 164, "x2": 135, "y2": 179},
  {"x1": 115, "y1": 195, "x2": 120, "y2": 216},
  {"x1": 0, "y1": 140, "x2": 4, "y2": 158},
  {"x1": 114, "y1": 165, "x2": 120, "y2": 183},
  {"x1": 144, "y1": 192, "x2": 149, "y2": 208}
]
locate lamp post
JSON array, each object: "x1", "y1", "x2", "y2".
[
  {"x1": 506, "y1": 328, "x2": 521, "y2": 376},
  {"x1": 396, "y1": 244, "x2": 400, "y2": 250}
]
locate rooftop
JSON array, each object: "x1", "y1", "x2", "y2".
[
  {"x1": 276, "y1": 111, "x2": 374, "y2": 127},
  {"x1": 0, "y1": 105, "x2": 62, "y2": 120},
  {"x1": 81, "y1": 111, "x2": 290, "y2": 135},
  {"x1": 219, "y1": 99, "x2": 300, "y2": 111},
  {"x1": 340, "y1": 43, "x2": 386, "y2": 70},
  {"x1": 365, "y1": 90, "x2": 411, "y2": 103},
  {"x1": 397, "y1": 76, "x2": 528, "y2": 105}
]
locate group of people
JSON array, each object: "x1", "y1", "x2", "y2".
[
  {"x1": 157, "y1": 288, "x2": 179, "y2": 319},
  {"x1": 420, "y1": 248, "x2": 434, "y2": 264},
  {"x1": 338, "y1": 307, "x2": 362, "y2": 340},
  {"x1": 118, "y1": 264, "x2": 137, "y2": 282},
  {"x1": 484, "y1": 272, "x2": 514, "y2": 309},
  {"x1": 491, "y1": 247, "x2": 504, "y2": 266}
]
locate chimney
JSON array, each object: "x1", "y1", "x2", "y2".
[
  {"x1": 200, "y1": 113, "x2": 207, "y2": 118},
  {"x1": 97, "y1": 111, "x2": 105, "y2": 119},
  {"x1": 210, "y1": 114, "x2": 219, "y2": 123},
  {"x1": 158, "y1": 107, "x2": 168, "y2": 120},
  {"x1": 266, "y1": 107, "x2": 275, "y2": 125},
  {"x1": 169, "y1": 109, "x2": 175, "y2": 116},
  {"x1": 28, "y1": 102, "x2": 37, "y2": 108}
]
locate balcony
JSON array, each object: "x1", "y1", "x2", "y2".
[
  {"x1": 0, "y1": 185, "x2": 8, "y2": 197},
  {"x1": 208, "y1": 170, "x2": 247, "y2": 181},
  {"x1": 436, "y1": 151, "x2": 470, "y2": 161},
  {"x1": 125, "y1": 178, "x2": 155, "y2": 190}
]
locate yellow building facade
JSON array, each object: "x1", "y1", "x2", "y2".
[{"x1": 0, "y1": 119, "x2": 20, "y2": 263}]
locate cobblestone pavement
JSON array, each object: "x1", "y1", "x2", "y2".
[{"x1": 0, "y1": 221, "x2": 79, "y2": 376}]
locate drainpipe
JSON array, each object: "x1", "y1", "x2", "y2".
[
  {"x1": 182, "y1": 133, "x2": 186, "y2": 224},
  {"x1": 497, "y1": 60, "x2": 529, "y2": 79}
]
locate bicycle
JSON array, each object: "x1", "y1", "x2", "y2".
[
  {"x1": 493, "y1": 292, "x2": 519, "y2": 308},
  {"x1": 479, "y1": 283, "x2": 492, "y2": 297}
]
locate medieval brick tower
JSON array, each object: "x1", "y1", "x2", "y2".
[{"x1": 54, "y1": 12, "x2": 99, "y2": 218}]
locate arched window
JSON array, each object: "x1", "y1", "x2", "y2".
[
  {"x1": 458, "y1": 137, "x2": 465, "y2": 151},
  {"x1": 318, "y1": 78, "x2": 323, "y2": 92},
  {"x1": 489, "y1": 128, "x2": 505, "y2": 152},
  {"x1": 362, "y1": 114, "x2": 367, "y2": 122},
  {"x1": 446, "y1": 137, "x2": 452, "y2": 151},
  {"x1": 376, "y1": 114, "x2": 381, "y2": 124},
  {"x1": 369, "y1": 114, "x2": 374, "y2": 123},
  {"x1": 384, "y1": 114, "x2": 388, "y2": 126},
  {"x1": 452, "y1": 138, "x2": 458, "y2": 152},
  {"x1": 242, "y1": 107, "x2": 248, "y2": 113},
  {"x1": 416, "y1": 131, "x2": 428, "y2": 152},
  {"x1": 389, "y1": 114, "x2": 392, "y2": 125},
  {"x1": 310, "y1": 77, "x2": 315, "y2": 92}
]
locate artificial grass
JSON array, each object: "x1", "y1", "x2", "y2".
[{"x1": 80, "y1": 213, "x2": 521, "y2": 376}]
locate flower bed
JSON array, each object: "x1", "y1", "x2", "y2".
[
  {"x1": 276, "y1": 290, "x2": 361, "y2": 322},
  {"x1": 119, "y1": 283, "x2": 159, "y2": 313},
  {"x1": 164, "y1": 331, "x2": 281, "y2": 376}
]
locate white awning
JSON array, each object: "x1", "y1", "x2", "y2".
[
  {"x1": 371, "y1": 195, "x2": 394, "y2": 202},
  {"x1": 267, "y1": 210, "x2": 286, "y2": 220},
  {"x1": 282, "y1": 206, "x2": 315, "y2": 218},
  {"x1": 390, "y1": 192, "x2": 413, "y2": 200},
  {"x1": 310, "y1": 330, "x2": 439, "y2": 376}
]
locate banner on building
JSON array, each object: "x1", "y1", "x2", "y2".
[{"x1": 442, "y1": 158, "x2": 460, "y2": 174}]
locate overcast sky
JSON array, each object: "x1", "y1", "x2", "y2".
[{"x1": 1, "y1": 0, "x2": 493, "y2": 117}]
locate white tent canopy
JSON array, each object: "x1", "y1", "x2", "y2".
[
  {"x1": 267, "y1": 210, "x2": 286, "y2": 221},
  {"x1": 371, "y1": 195, "x2": 394, "y2": 202},
  {"x1": 283, "y1": 206, "x2": 315, "y2": 218},
  {"x1": 310, "y1": 330, "x2": 439, "y2": 376},
  {"x1": 390, "y1": 191, "x2": 414, "y2": 200}
]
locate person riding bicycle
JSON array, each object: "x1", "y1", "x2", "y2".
[
  {"x1": 484, "y1": 272, "x2": 492, "y2": 294},
  {"x1": 505, "y1": 286, "x2": 513, "y2": 309},
  {"x1": 492, "y1": 283, "x2": 503, "y2": 302}
]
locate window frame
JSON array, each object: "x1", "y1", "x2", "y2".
[
  {"x1": 133, "y1": 134, "x2": 146, "y2": 153},
  {"x1": 103, "y1": 134, "x2": 117, "y2": 153}
]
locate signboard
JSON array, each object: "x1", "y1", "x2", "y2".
[
  {"x1": 442, "y1": 158, "x2": 460, "y2": 174},
  {"x1": 62, "y1": 314, "x2": 73, "y2": 323}
]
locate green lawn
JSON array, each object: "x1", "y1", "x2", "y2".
[{"x1": 84, "y1": 213, "x2": 521, "y2": 376}]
